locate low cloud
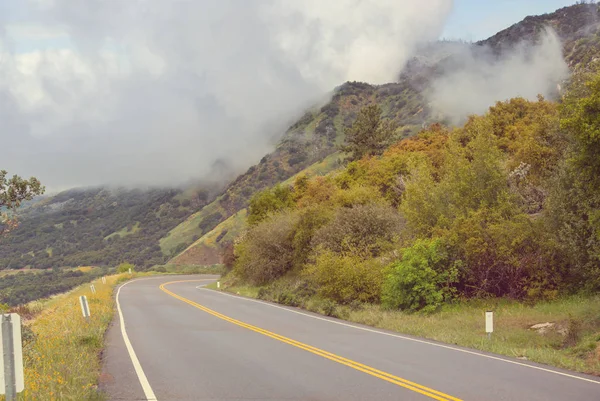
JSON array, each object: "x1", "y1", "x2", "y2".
[
  {"x1": 1, "y1": 0, "x2": 452, "y2": 190},
  {"x1": 427, "y1": 28, "x2": 569, "y2": 123}
]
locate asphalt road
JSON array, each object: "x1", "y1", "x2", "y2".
[{"x1": 101, "y1": 275, "x2": 600, "y2": 401}]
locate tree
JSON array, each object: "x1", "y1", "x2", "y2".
[
  {"x1": 341, "y1": 105, "x2": 398, "y2": 161},
  {"x1": 1, "y1": 171, "x2": 44, "y2": 236}
]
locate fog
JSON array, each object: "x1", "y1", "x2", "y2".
[
  {"x1": 1, "y1": 0, "x2": 452, "y2": 189},
  {"x1": 428, "y1": 28, "x2": 570, "y2": 123}
]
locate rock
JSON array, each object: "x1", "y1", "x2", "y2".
[{"x1": 530, "y1": 322, "x2": 555, "y2": 334}]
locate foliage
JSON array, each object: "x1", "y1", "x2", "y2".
[
  {"x1": 543, "y1": 67, "x2": 600, "y2": 292},
  {"x1": 22, "y1": 274, "x2": 124, "y2": 400},
  {"x1": 234, "y1": 212, "x2": 298, "y2": 284},
  {"x1": 0, "y1": 170, "x2": 45, "y2": 236},
  {"x1": 247, "y1": 185, "x2": 294, "y2": 225},
  {"x1": 0, "y1": 187, "x2": 203, "y2": 270},
  {"x1": 382, "y1": 238, "x2": 457, "y2": 313},
  {"x1": 0, "y1": 170, "x2": 44, "y2": 210},
  {"x1": 312, "y1": 203, "x2": 404, "y2": 257},
  {"x1": 117, "y1": 262, "x2": 135, "y2": 274},
  {"x1": 231, "y1": 90, "x2": 600, "y2": 308},
  {"x1": 0, "y1": 268, "x2": 106, "y2": 306},
  {"x1": 305, "y1": 251, "x2": 384, "y2": 304},
  {"x1": 341, "y1": 105, "x2": 398, "y2": 161}
]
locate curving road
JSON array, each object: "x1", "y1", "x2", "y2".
[{"x1": 100, "y1": 275, "x2": 600, "y2": 401}]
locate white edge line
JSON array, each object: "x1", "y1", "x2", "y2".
[
  {"x1": 198, "y1": 285, "x2": 600, "y2": 385},
  {"x1": 117, "y1": 278, "x2": 159, "y2": 401}
]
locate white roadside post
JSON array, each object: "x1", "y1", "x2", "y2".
[
  {"x1": 0, "y1": 313, "x2": 24, "y2": 401},
  {"x1": 90, "y1": 284, "x2": 96, "y2": 294},
  {"x1": 217, "y1": 281, "x2": 221, "y2": 289},
  {"x1": 102, "y1": 276, "x2": 106, "y2": 284},
  {"x1": 80, "y1": 295, "x2": 91, "y2": 320},
  {"x1": 128, "y1": 268, "x2": 132, "y2": 275},
  {"x1": 485, "y1": 311, "x2": 494, "y2": 339}
]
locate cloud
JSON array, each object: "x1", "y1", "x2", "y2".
[
  {"x1": 427, "y1": 28, "x2": 569, "y2": 123},
  {"x1": 0, "y1": 0, "x2": 453, "y2": 190}
]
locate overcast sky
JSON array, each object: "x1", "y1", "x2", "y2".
[{"x1": 0, "y1": 0, "x2": 581, "y2": 190}]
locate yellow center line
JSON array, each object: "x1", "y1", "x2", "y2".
[{"x1": 160, "y1": 280, "x2": 463, "y2": 401}]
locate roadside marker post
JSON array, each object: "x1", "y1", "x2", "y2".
[
  {"x1": 80, "y1": 295, "x2": 91, "y2": 320},
  {"x1": 90, "y1": 284, "x2": 96, "y2": 294},
  {"x1": 485, "y1": 311, "x2": 494, "y2": 339},
  {"x1": 102, "y1": 276, "x2": 106, "y2": 284},
  {"x1": 217, "y1": 281, "x2": 221, "y2": 289},
  {"x1": 0, "y1": 314, "x2": 24, "y2": 401},
  {"x1": 128, "y1": 268, "x2": 132, "y2": 275}
]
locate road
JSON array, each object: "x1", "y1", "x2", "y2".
[{"x1": 101, "y1": 275, "x2": 600, "y2": 400}]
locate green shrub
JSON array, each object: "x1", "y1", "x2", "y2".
[
  {"x1": 247, "y1": 185, "x2": 294, "y2": 225},
  {"x1": 305, "y1": 251, "x2": 384, "y2": 304},
  {"x1": 381, "y1": 238, "x2": 457, "y2": 313},
  {"x1": 116, "y1": 262, "x2": 135, "y2": 274}
]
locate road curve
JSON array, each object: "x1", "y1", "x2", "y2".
[{"x1": 101, "y1": 275, "x2": 600, "y2": 401}]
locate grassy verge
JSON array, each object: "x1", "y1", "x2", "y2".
[
  {"x1": 12, "y1": 268, "x2": 218, "y2": 400},
  {"x1": 5, "y1": 273, "x2": 133, "y2": 401},
  {"x1": 213, "y1": 278, "x2": 600, "y2": 376}
]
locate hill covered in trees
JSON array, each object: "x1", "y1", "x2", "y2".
[
  {"x1": 229, "y1": 63, "x2": 600, "y2": 310},
  {"x1": 3, "y1": 1, "x2": 600, "y2": 276},
  {"x1": 0, "y1": 185, "x2": 222, "y2": 269}
]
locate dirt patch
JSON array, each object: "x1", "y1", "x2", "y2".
[{"x1": 170, "y1": 243, "x2": 221, "y2": 265}]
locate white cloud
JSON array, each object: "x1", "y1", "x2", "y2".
[
  {"x1": 1, "y1": 0, "x2": 454, "y2": 189},
  {"x1": 428, "y1": 28, "x2": 569, "y2": 122}
]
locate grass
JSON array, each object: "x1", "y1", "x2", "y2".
[
  {"x1": 151, "y1": 264, "x2": 224, "y2": 275},
  {"x1": 159, "y1": 196, "x2": 226, "y2": 255},
  {"x1": 10, "y1": 273, "x2": 133, "y2": 401},
  {"x1": 215, "y1": 278, "x2": 600, "y2": 376},
  {"x1": 103, "y1": 222, "x2": 140, "y2": 241}
]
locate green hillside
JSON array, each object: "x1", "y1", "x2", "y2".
[{"x1": 160, "y1": 80, "x2": 431, "y2": 259}]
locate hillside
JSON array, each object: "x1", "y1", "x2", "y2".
[
  {"x1": 4, "y1": 2, "x2": 600, "y2": 271},
  {"x1": 168, "y1": 2, "x2": 600, "y2": 266},
  {"x1": 162, "y1": 79, "x2": 432, "y2": 260},
  {"x1": 480, "y1": 2, "x2": 600, "y2": 72},
  {"x1": 0, "y1": 184, "x2": 222, "y2": 269}
]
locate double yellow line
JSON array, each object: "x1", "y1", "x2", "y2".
[{"x1": 160, "y1": 280, "x2": 462, "y2": 401}]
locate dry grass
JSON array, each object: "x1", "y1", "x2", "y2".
[{"x1": 6, "y1": 274, "x2": 131, "y2": 401}]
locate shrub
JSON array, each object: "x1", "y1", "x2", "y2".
[
  {"x1": 381, "y1": 238, "x2": 457, "y2": 313},
  {"x1": 116, "y1": 262, "x2": 135, "y2": 273},
  {"x1": 291, "y1": 206, "x2": 333, "y2": 268},
  {"x1": 234, "y1": 212, "x2": 298, "y2": 284},
  {"x1": 312, "y1": 203, "x2": 404, "y2": 257},
  {"x1": 305, "y1": 251, "x2": 384, "y2": 304},
  {"x1": 247, "y1": 185, "x2": 294, "y2": 225}
]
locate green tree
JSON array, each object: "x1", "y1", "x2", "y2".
[
  {"x1": 341, "y1": 105, "x2": 398, "y2": 161},
  {"x1": 381, "y1": 238, "x2": 457, "y2": 313},
  {"x1": 1, "y1": 170, "x2": 45, "y2": 236},
  {"x1": 544, "y1": 69, "x2": 600, "y2": 290},
  {"x1": 247, "y1": 185, "x2": 294, "y2": 225}
]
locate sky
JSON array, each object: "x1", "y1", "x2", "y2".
[
  {"x1": 443, "y1": 0, "x2": 580, "y2": 40},
  {"x1": 0, "y1": 0, "x2": 583, "y2": 190}
]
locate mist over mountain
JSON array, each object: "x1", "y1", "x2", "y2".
[
  {"x1": 1, "y1": 0, "x2": 452, "y2": 189},
  {"x1": 3, "y1": 1, "x2": 600, "y2": 271}
]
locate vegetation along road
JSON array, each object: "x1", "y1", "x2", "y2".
[{"x1": 102, "y1": 276, "x2": 600, "y2": 401}]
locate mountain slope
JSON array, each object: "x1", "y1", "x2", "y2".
[
  {"x1": 161, "y1": 79, "x2": 433, "y2": 259},
  {"x1": 168, "y1": 2, "x2": 600, "y2": 266},
  {"x1": 0, "y1": 185, "x2": 221, "y2": 269}
]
